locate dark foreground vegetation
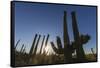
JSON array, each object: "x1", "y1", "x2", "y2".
[{"x1": 14, "y1": 11, "x2": 97, "y2": 66}]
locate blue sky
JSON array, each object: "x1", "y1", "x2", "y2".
[{"x1": 14, "y1": 2, "x2": 97, "y2": 54}]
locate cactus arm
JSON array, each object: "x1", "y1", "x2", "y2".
[
  {"x1": 50, "y1": 42, "x2": 58, "y2": 53},
  {"x1": 56, "y1": 36, "x2": 63, "y2": 49}
]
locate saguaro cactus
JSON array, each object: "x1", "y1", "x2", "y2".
[
  {"x1": 63, "y1": 11, "x2": 72, "y2": 63},
  {"x1": 71, "y1": 11, "x2": 85, "y2": 61},
  {"x1": 39, "y1": 35, "x2": 45, "y2": 54}
]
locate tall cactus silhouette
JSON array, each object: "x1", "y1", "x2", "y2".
[
  {"x1": 39, "y1": 35, "x2": 45, "y2": 54},
  {"x1": 71, "y1": 11, "x2": 86, "y2": 61},
  {"x1": 63, "y1": 11, "x2": 72, "y2": 63},
  {"x1": 29, "y1": 34, "x2": 38, "y2": 56},
  {"x1": 33, "y1": 35, "x2": 41, "y2": 55},
  {"x1": 51, "y1": 36, "x2": 63, "y2": 54}
]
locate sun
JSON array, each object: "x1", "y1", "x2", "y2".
[{"x1": 44, "y1": 43, "x2": 53, "y2": 55}]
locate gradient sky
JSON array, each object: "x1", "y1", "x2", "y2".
[{"x1": 14, "y1": 2, "x2": 97, "y2": 54}]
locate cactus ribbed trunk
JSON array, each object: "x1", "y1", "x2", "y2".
[
  {"x1": 40, "y1": 35, "x2": 45, "y2": 54},
  {"x1": 71, "y1": 11, "x2": 85, "y2": 61},
  {"x1": 63, "y1": 11, "x2": 72, "y2": 63}
]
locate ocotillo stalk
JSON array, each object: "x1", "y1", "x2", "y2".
[
  {"x1": 63, "y1": 11, "x2": 72, "y2": 62},
  {"x1": 20, "y1": 44, "x2": 24, "y2": 53},
  {"x1": 33, "y1": 35, "x2": 41, "y2": 55},
  {"x1": 43, "y1": 34, "x2": 49, "y2": 53},
  {"x1": 71, "y1": 11, "x2": 85, "y2": 61},
  {"x1": 15, "y1": 39, "x2": 20, "y2": 50},
  {"x1": 29, "y1": 34, "x2": 37, "y2": 55},
  {"x1": 22, "y1": 46, "x2": 26, "y2": 54},
  {"x1": 45, "y1": 34, "x2": 49, "y2": 47},
  {"x1": 91, "y1": 48, "x2": 96, "y2": 58},
  {"x1": 39, "y1": 35, "x2": 45, "y2": 54}
]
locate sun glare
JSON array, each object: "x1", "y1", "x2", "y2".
[{"x1": 44, "y1": 43, "x2": 53, "y2": 55}]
